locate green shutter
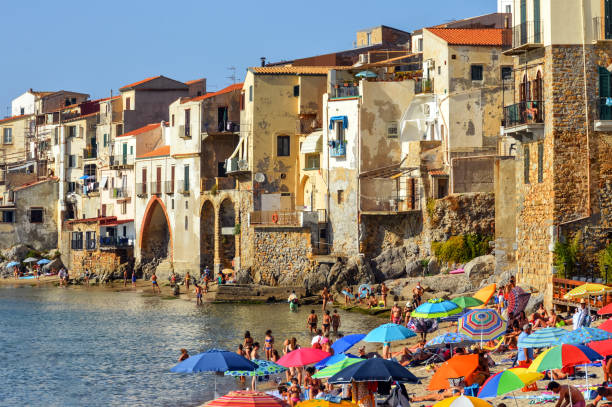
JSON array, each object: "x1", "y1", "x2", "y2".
[
  {"x1": 533, "y1": 0, "x2": 541, "y2": 43},
  {"x1": 606, "y1": 0, "x2": 612, "y2": 39},
  {"x1": 599, "y1": 67, "x2": 612, "y2": 120},
  {"x1": 524, "y1": 146, "x2": 530, "y2": 184}
]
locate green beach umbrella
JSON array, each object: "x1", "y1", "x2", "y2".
[
  {"x1": 224, "y1": 359, "x2": 287, "y2": 377},
  {"x1": 411, "y1": 298, "x2": 463, "y2": 319},
  {"x1": 312, "y1": 356, "x2": 363, "y2": 379},
  {"x1": 451, "y1": 296, "x2": 483, "y2": 309}
]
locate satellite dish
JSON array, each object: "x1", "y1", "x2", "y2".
[{"x1": 254, "y1": 172, "x2": 265, "y2": 183}]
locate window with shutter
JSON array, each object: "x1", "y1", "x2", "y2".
[
  {"x1": 606, "y1": 0, "x2": 612, "y2": 39},
  {"x1": 524, "y1": 146, "x2": 530, "y2": 184},
  {"x1": 599, "y1": 66, "x2": 612, "y2": 120},
  {"x1": 537, "y1": 143, "x2": 544, "y2": 183}
]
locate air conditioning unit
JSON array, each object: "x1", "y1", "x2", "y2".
[
  {"x1": 225, "y1": 157, "x2": 238, "y2": 173},
  {"x1": 238, "y1": 160, "x2": 249, "y2": 171},
  {"x1": 423, "y1": 102, "x2": 437, "y2": 121}
]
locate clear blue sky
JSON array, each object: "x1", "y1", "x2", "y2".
[{"x1": 0, "y1": 0, "x2": 495, "y2": 116}]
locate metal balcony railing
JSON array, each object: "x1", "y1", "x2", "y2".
[
  {"x1": 100, "y1": 236, "x2": 133, "y2": 247},
  {"x1": 250, "y1": 211, "x2": 300, "y2": 226},
  {"x1": 83, "y1": 147, "x2": 97, "y2": 160},
  {"x1": 329, "y1": 140, "x2": 346, "y2": 157},
  {"x1": 511, "y1": 20, "x2": 543, "y2": 49},
  {"x1": 110, "y1": 155, "x2": 134, "y2": 168},
  {"x1": 415, "y1": 78, "x2": 433, "y2": 94},
  {"x1": 164, "y1": 180, "x2": 175, "y2": 194},
  {"x1": 331, "y1": 84, "x2": 360, "y2": 98},
  {"x1": 150, "y1": 181, "x2": 162, "y2": 195},
  {"x1": 136, "y1": 183, "x2": 147, "y2": 197},
  {"x1": 177, "y1": 179, "x2": 189, "y2": 195},
  {"x1": 111, "y1": 187, "x2": 130, "y2": 199},
  {"x1": 596, "y1": 97, "x2": 612, "y2": 121},
  {"x1": 503, "y1": 101, "x2": 545, "y2": 128}
]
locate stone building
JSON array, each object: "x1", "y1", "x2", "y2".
[{"x1": 498, "y1": 0, "x2": 612, "y2": 306}]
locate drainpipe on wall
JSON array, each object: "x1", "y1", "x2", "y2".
[{"x1": 357, "y1": 84, "x2": 363, "y2": 255}]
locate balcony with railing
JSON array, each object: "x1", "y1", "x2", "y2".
[
  {"x1": 414, "y1": 78, "x2": 434, "y2": 94},
  {"x1": 136, "y1": 183, "x2": 147, "y2": 197},
  {"x1": 225, "y1": 157, "x2": 250, "y2": 175},
  {"x1": 177, "y1": 179, "x2": 190, "y2": 195},
  {"x1": 331, "y1": 83, "x2": 360, "y2": 99},
  {"x1": 360, "y1": 177, "x2": 421, "y2": 214},
  {"x1": 83, "y1": 147, "x2": 97, "y2": 160},
  {"x1": 109, "y1": 154, "x2": 134, "y2": 169},
  {"x1": 502, "y1": 100, "x2": 545, "y2": 139},
  {"x1": 100, "y1": 236, "x2": 133, "y2": 248},
  {"x1": 250, "y1": 211, "x2": 300, "y2": 226},
  {"x1": 594, "y1": 97, "x2": 612, "y2": 131},
  {"x1": 329, "y1": 140, "x2": 346, "y2": 157},
  {"x1": 593, "y1": 17, "x2": 612, "y2": 42},
  {"x1": 111, "y1": 187, "x2": 130, "y2": 199},
  {"x1": 179, "y1": 125, "x2": 191, "y2": 139},
  {"x1": 164, "y1": 180, "x2": 175, "y2": 194},
  {"x1": 150, "y1": 181, "x2": 162, "y2": 195},
  {"x1": 505, "y1": 21, "x2": 544, "y2": 55}
]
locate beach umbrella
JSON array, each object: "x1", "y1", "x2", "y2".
[
  {"x1": 331, "y1": 334, "x2": 366, "y2": 354},
  {"x1": 527, "y1": 344, "x2": 603, "y2": 372},
  {"x1": 315, "y1": 352, "x2": 359, "y2": 369},
  {"x1": 225, "y1": 359, "x2": 287, "y2": 377},
  {"x1": 458, "y1": 309, "x2": 506, "y2": 342},
  {"x1": 517, "y1": 327, "x2": 567, "y2": 349},
  {"x1": 37, "y1": 259, "x2": 51, "y2": 265},
  {"x1": 313, "y1": 356, "x2": 363, "y2": 379},
  {"x1": 478, "y1": 368, "x2": 544, "y2": 398},
  {"x1": 363, "y1": 323, "x2": 416, "y2": 343},
  {"x1": 434, "y1": 395, "x2": 492, "y2": 407},
  {"x1": 600, "y1": 318, "x2": 612, "y2": 332},
  {"x1": 5, "y1": 261, "x2": 19, "y2": 268},
  {"x1": 170, "y1": 349, "x2": 257, "y2": 373},
  {"x1": 428, "y1": 354, "x2": 479, "y2": 391},
  {"x1": 276, "y1": 348, "x2": 330, "y2": 367},
  {"x1": 451, "y1": 296, "x2": 483, "y2": 309},
  {"x1": 327, "y1": 358, "x2": 419, "y2": 384},
  {"x1": 412, "y1": 298, "x2": 462, "y2": 319},
  {"x1": 23, "y1": 257, "x2": 38, "y2": 263},
  {"x1": 555, "y1": 327, "x2": 612, "y2": 345},
  {"x1": 355, "y1": 70, "x2": 377, "y2": 78},
  {"x1": 297, "y1": 400, "x2": 357, "y2": 407},
  {"x1": 598, "y1": 303, "x2": 612, "y2": 315},
  {"x1": 507, "y1": 287, "x2": 531, "y2": 316},
  {"x1": 410, "y1": 317, "x2": 439, "y2": 335},
  {"x1": 426, "y1": 332, "x2": 475, "y2": 349},
  {"x1": 207, "y1": 390, "x2": 286, "y2": 407},
  {"x1": 78, "y1": 175, "x2": 89, "y2": 180},
  {"x1": 564, "y1": 283, "x2": 612, "y2": 299},
  {"x1": 472, "y1": 283, "x2": 496, "y2": 308},
  {"x1": 588, "y1": 339, "x2": 612, "y2": 357}
]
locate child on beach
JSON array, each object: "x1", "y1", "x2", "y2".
[
  {"x1": 131, "y1": 270, "x2": 137, "y2": 288},
  {"x1": 264, "y1": 330, "x2": 274, "y2": 360},
  {"x1": 289, "y1": 378, "x2": 301, "y2": 406},
  {"x1": 244, "y1": 331, "x2": 254, "y2": 356},
  {"x1": 331, "y1": 309, "x2": 341, "y2": 334},
  {"x1": 250, "y1": 342, "x2": 260, "y2": 360},
  {"x1": 151, "y1": 272, "x2": 160, "y2": 294},
  {"x1": 194, "y1": 284, "x2": 203, "y2": 305},
  {"x1": 185, "y1": 272, "x2": 190, "y2": 292},
  {"x1": 307, "y1": 310, "x2": 318, "y2": 334}
]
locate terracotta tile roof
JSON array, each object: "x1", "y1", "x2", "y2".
[
  {"x1": 119, "y1": 76, "x2": 161, "y2": 91},
  {"x1": 92, "y1": 95, "x2": 120, "y2": 103},
  {"x1": 13, "y1": 177, "x2": 58, "y2": 191},
  {"x1": 137, "y1": 145, "x2": 170, "y2": 159},
  {"x1": 118, "y1": 122, "x2": 163, "y2": 138},
  {"x1": 185, "y1": 78, "x2": 205, "y2": 85},
  {"x1": 426, "y1": 28, "x2": 508, "y2": 46},
  {"x1": 63, "y1": 112, "x2": 98, "y2": 123},
  {"x1": 251, "y1": 66, "x2": 346, "y2": 75},
  {"x1": 429, "y1": 170, "x2": 447, "y2": 176},
  {"x1": 182, "y1": 83, "x2": 244, "y2": 104},
  {"x1": 0, "y1": 114, "x2": 32, "y2": 124}
]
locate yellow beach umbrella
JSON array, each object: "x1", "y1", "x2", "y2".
[
  {"x1": 434, "y1": 395, "x2": 492, "y2": 407},
  {"x1": 564, "y1": 283, "x2": 612, "y2": 299},
  {"x1": 297, "y1": 400, "x2": 357, "y2": 407},
  {"x1": 473, "y1": 284, "x2": 496, "y2": 308}
]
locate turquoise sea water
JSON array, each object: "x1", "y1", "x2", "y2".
[{"x1": 0, "y1": 286, "x2": 381, "y2": 406}]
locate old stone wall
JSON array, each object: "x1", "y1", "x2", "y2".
[
  {"x1": 361, "y1": 212, "x2": 424, "y2": 258},
  {"x1": 70, "y1": 248, "x2": 132, "y2": 278},
  {"x1": 451, "y1": 156, "x2": 495, "y2": 194},
  {"x1": 251, "y1": 227, "x2": 313, "y2": 286},
  {"x1": 429, "y1": 192, "x2": 495, "y2": 242}
]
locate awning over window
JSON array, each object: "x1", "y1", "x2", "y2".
[
  {"x1": 300, "y1": 131, "x2": 322, "y2": 154},
  {"x1": 329, "y1": 115, "x2": 348, "y2": 129},
  {"x1": 100, "y1": 176, "x2": 108, "y2": 189}
]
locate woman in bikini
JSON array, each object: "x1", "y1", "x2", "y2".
[
  {"x1": 322, "y1": 311, "x2": 331, "y2": 335},
  {"x1": 289, "y1": 378, "x2": 301, "y2": 406},
  {"x1": 306, "y1": 310, "x2": 318, "y2": 334},
  {"x1": 243, "y1": 331, "x2": 254, "y2": 356},
  {"x1": 264, "y1": 330, "x2": 274, "y2": 360}
]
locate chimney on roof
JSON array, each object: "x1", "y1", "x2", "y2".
[{"x1": 260, "y1": 57, "x2": 266, "y2": 67}]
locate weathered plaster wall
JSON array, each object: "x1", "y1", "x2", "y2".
[
  {"x1": 361, "y1": 212, "x2": 424, "y2": 257},
  {"x1": 451, "y1": 156, "x2": 495, "y2": 193},
  {"x1": 494, "y1": 157, "x2": 517, "y2": 274}
]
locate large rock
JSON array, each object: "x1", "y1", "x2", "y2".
[
  {"x1": 371, "y1": 247, "x2": 408, "y2": 281},
  {"x1": 464, "y1": 255, "x2": 495, "y2": 286},
  {"x1": 1, "y1": 244, "x2": 31, "y2": 261},
  {"x1": 406, "y1": 260, "x2": 422, "y2": 277},
  {"x1": 303, "y1": 264, "x2": 329, "y2": 293},
  {"x1": 525, "y1": 293, "x2": 544, "y2": 316},
  {"x1": 427, "y1": 257, "x2": 441, "y2": 275},
  {"x1": 329, "y1": 256, "x2": 376, "y2": 293},
  {"x1": 43, "y1": 258, "x2": 64, "y2": 272},
  {"x1": 236, "y1": 268, "x2": 253, "y2": 284}
]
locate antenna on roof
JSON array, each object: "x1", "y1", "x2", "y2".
[{"x1": 227, "y1": 66, "x2": 237, "y2": 85}]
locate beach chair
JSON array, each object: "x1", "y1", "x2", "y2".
[
  {"x1": 482, "y1": 337, "x2": 506, "y2": 353},
  {"x1": 463, "y1": 384, "x2": 480, "y2": 397}
]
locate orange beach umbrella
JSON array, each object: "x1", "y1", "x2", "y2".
[{"x1": 428, "y1": 354, "x2": 479, "y2": 391}]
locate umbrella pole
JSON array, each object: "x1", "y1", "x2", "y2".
[{"x1": 513, "y1": 391, "x2": 520, "y2": 407}]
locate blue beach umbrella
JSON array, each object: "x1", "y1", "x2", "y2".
[
  {"x1": 426, "y1": 332, "x2": 475, "y2": 349},
  {"x1": 78, "y1": 175, "x2": 89, "y2": 180},
  {"x1": 315, "y1": 352, "x2": 359, "y2": 369},
  {"x1": 170, "y1": 349, "x2": 257, "y2": 373},
  {"x1": 331, "y1": 333, "x2": 366, "y2": 354},
  {"x1": 518, "y1": 327, "x2": 567, "y2": 349},
  {"x1": 327, "y1": 358, "x2": 420, "y2": 384},
  {"x1": 224, "y1": 359, "x2": 286, "y2": 377},
  {"x1": 37, "y1": 259, "x2": 51, "y2": 265},
  {"x1": 355, "y1": 70, "x2": 377, "y2": 78},
  {"x1": 555, "y1": 327, "x2": 612, "y2": 345},
  {"x1": 364, "y1": 323, "x2": 416, "y2": 343},
  {"x1": 5, "y1": 261, "x2": 19, "y2": 268},
  {"x1": 412, "y1": 298, "x2": 462, "y2": 319}
]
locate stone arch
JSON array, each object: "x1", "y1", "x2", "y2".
[
  {"x1": 139, "y1": 196, "x2": 172, "y2": 262},
  {"x1": 200, "y1": 200, "x2": 215, "y2": 269},
  {"x1": 298, "y1": 175, "x2": 313, "y2": 210},
  {"x1": 219, "y1": 198, "x2": 236, "y2": 268}
]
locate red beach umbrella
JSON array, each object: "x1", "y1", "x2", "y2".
[
  {"x1": 276, "y1": 348, "x2": 330, "y2": 367},
  {"x1": 600, "y1": 318, "x2": 612, "y2": 333},
  {"x1": 598, "y1": 304, "x2": 612, "y2": 316},
  {"x1": 207, "y1": 390, "x2": 287, "y2": 406},
  {"x1": 589, "y1": 339, "x2": 612, "y2": 357}
]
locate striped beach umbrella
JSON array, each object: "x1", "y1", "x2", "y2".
[
  {"x1": 426, "y1": 332, "x2": 475, "y2": 349},
  {"x1": 517, "y1": 327, "x2": 567, "y2": 349},
  {"x1": 527, "y1": 344, "x2": 603, "y2": 372},
  {"x1": 312, "y1": 356, "x2": 363, "y2": 379},
  {"x1": 225, "y1": 359, "x2": 287, "y2": 377},
  {"x1": 600, "y1": 318, "x2": 612, "y2": 333},
  {"x1": 412, "y1": 298, "x2": 463, "y2": 319},
  {"x1": 207, "y1": 390, "x2": 286, "y2": 406},
  {"x1": 555, "y1": 327, "x2": 612, "y2": 345},
  {"x1": 478, "y1": 368, "x2": 543, "y2": 398},
  {"x1": 458, "y1": 309, "x2": 506, "y2": 342},
  {"x1": 564, "y1": 283, "x2": 612, "y2": 299},
  {"x1": 433, "y1": 395, "x2": 492, "y2": 407},
  {"x1": 507, "y1": 287, "x2": 531, "y2": 316}
]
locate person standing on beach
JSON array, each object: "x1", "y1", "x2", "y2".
[
  {"x1": 321, "y1": 287, "x2": 329, "y2": 311},
  {"x1": 250, "y1": 342, "x2": 260, "y2": 360},
  {"x1": 381, "y1": 282, "x2": 389, "y2": 308},
  {"x1": 307, "y1": 310, "x2": 318, "y2": 334},
  {"x1": 131, "y1": 270, "x2": 137, "y2": 288},
  {"x1": 151, "y1": 272, "x2": 160, "y2": 294},
  {"x1": 331, "y1": 309, "x2": 341, "y2": 334},
  {"x1": 264, "y1": 330, "x2": 274, "y2": 360},
  {"x1": 390, "y1": 303, "x2": 402, "y2": 324},
  {"x1": 185, "y1": 272, "x2": 190, "y2": 292},
  {"x1": 322, "y1": 311, "x2": 331, "y2": 336},
  {"x1": 123, "y1": 269, "x2": 128, "y2": 287},
  {"x1": 194, "y1": 283, "x2": 203, "y2": 305},
  {"x1": 413, "y1": 282, "x2": 423, "y2": 306},
  {"x1": 243, "y1": 331, "x2": 254, "y2": 356}
]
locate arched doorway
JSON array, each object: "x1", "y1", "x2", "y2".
[
  {"x1": 200, "y1": 200, "x2": 215, "y2": 269},
  {"x1": 219, "y1": 198, "x2": 236, "y2": 268},
  {"x1": 298, "y1": 175, "x2": 312, "y2": 210},
  {"x1": 140, "y1": 198, "x2": 171, "y2": 263}
]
